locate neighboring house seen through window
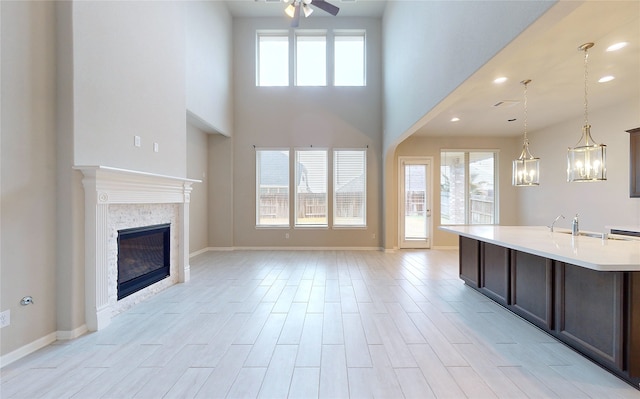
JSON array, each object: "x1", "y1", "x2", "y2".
[{"x1": 256, "y1": 148, "x2": 367, "y2": 229}]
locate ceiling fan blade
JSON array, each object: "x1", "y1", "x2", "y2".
[
  {"x1": 291, "y1": 4, "x2": 301, "y2": 27},
  {"x1": 311, "y1": 0, "x2": 339, "y2": 16}
]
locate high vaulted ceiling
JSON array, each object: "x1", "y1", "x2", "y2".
[
  {"x1": 224, "y1": 1, "x2": 639, "y2": 139},
  {"x1": 225, "y1": 0, "x2": 387, "y2": 18},
  {"x1": 412, "y1": 1, "x2": 640, "y2": 138}
]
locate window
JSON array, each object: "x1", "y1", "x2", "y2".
[
  {"x1": 440, "y1": 151, "x2": 497, "y2": 225},
  {"x1": 295, "y1": 149, "x2": 328, "y2": 226},
  {"x1": 257, "y1": 33, "x2": 289, "y2": 86},
  {"x1": 296, "y1": 33, "x2": 326, "y2": 86},
  {"x1": 334, "y1": 149, "x2": 366, "y2": 226},
  {"x1": 334, "y1": 32, "x2": 365, "y2": 86},
  {"x1": 256, "y1": 149, "x2": 290, "y2": 226}
]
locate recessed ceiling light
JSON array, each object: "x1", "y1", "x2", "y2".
[
  {"x1": 493, "y1": 77, "x2": 508, "y2": 84},
  {"x1": 598, "y1": 75, "x2": 615, "y2": 83},
  {"x1": 606, "y1": 42, "x2": 628, "y2": 52},
  {"x1": 450, "y1": 117, "x2": 460, "y2": 122}
]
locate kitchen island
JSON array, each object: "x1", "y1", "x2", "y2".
[{"x1": 441, "y1": 225, "x2": 640, "y2": 389}]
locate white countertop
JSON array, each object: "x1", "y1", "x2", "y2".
[{"x1": 440, "y1": 225, "x2": 640, "y2": 272}]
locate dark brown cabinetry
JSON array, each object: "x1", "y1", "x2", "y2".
[
  {"x1": 479, "y1": 242, "x2": 510, "y2": 306},
  {"x1": 459, "y1": 236, "x2": 479, "y2": 287},
  {"x1": 510, "y1": 251, "x2": 553, "y2": 330},
  {"x1": 628, "y1": 127, "x2": 640, "y2": 197},
  {"x1": 458, "y1": 236, "x2": 640, "y2": 389}
]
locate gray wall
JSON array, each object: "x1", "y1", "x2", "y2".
[
  {"x1": 72, "y1": 1, "x2": 187, "y2": 176},
  {"x1": 517, "y1": 99, "x2": 640, "y2": 232},
  {"x1": 1, "y1": 0, "x2": 58, "y2": 356},
  {"x1": 186, "y1": 123, "x2": 209, "y2": 253},
  {"x1": 183, "y1": 0, "x2": 234, "y2": 252},
  {"x1": 229, "y1": 17, "x2": 383, "y2": 248},
  {"x1": 186, "y1": 1, "x2": 233, "y2": 136}
]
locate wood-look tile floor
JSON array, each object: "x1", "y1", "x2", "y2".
[{"x1": 2, "y1": 249, "x2": 640, "y2": 398}]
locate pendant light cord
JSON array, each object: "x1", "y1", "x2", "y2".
[
  {"x1": 523, "y1": 80, "x2": 528, "y2": 143},
  {"x1": 583, "y1": 46, "x2": 589, "y2": 127}
]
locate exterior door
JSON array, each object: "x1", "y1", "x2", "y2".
[{"x1": 399, "y1": 157, "x2": 432, "y2": 249}]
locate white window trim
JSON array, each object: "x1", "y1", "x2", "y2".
[{"x1": 332, "y1": 148, "x2": 367, "y2": 228}]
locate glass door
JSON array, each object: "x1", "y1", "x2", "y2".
[{"x1": 399, "y1": 158, "x2": 432, "y2": 249}]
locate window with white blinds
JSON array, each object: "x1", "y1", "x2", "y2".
[
  {"x1": 334, "y1": 149, "x2": 366, "y2": 226},
  {"x1": 256, "y1": 149, "x2": 290, "y2": 226},
  {"x1": 295, "y1": 149, "x2": 328, "y2": 226}
]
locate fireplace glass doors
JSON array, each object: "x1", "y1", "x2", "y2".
[{"x1": 117, "y1": 223, "x2": 170, "y2": 300}]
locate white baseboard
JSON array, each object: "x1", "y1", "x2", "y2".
[
  {"x1": 189, "y1": 247, "x2": 214, "y2": 257},
  {"x1": 432, "y1": 245, "x2": 459, "y2": 250},
  {"x1": 236, "y1": 246, "x2": 383, "y2": 251},
  {"x1": 56, "y1": 324, "x2": 88, "y2": 341},
  {"x1": 0, "y1": 332, "x2": 57, "y2": 369},
  {"x1": 191, "y1": 246, "x2": 384, "y2": 254}
]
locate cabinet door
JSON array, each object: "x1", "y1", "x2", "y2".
[
  {"x1": 480, "y1": 242, "x2": 510, "y2": 305},
  {"x1": 459, "y1": 236, "x2": 479, "y2": 287},
  {"x1": 510, "y1": 251, "x2": 553, "y2": 331},
  {"x1": 555, "y1": 263, "x2": 624, "y2": 369}
]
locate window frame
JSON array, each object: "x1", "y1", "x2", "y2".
[
  {"x1": 255, "y1": 148, "x2": 291, "y2": 228},
  {"x1": 333, "y1": 148, "x2": 367, "y2": 228},
  {"x1": 295, "y1": 30, "x2": 328, "y2": 87},
  {"x1": 256, "y1": 31, "x2": 290, "y2": 87},
  {"x1": 333, "y1": 30, "x2": 366, "y2": 87},
  {"x1": 440, "y1": 149, "x2": 499, "y2": 225},
  {"x1": 294, "y1": 148, "x2": 329, "y2": 228}
]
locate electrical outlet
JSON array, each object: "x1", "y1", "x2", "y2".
[
  {"x1": 153, "y1": 142, "x2": 159, "y2": 153},
  {"x1": 134, "y1": 135, "x2": 141, "y2": 147},
  {"x1": 285, "y1": 233, "x2": 290, "y2": 239},
  {"x1": 0, "y1": 310, "x2": 10, "y2": 328}
]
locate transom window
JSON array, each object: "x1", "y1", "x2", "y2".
[
  {"x1": 296, "y1": 34, "x2": 326, "y2": 86},
  {"x1": 334, "y1": 32, "x2": 365, "y2": 86},
  {"x1": 257, "y1": 33, "x2": 289, "y2": 86},
  {"x1": 256, "y1": 30, "x2": 366, "y2": 87}
]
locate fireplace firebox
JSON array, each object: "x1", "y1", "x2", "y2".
[{"x1": 117, "y1": 223, "x2": 170, "y2": 300}]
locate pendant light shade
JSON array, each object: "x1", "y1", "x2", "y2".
[
  {"x1": 513, "y1": 79, "x2": 540, "y2": 186},
  {"x1": 567, "y1": 43, "x2": 607, "y2": 182}
]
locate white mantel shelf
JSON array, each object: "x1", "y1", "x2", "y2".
[
  {"x1": 441, "y1": 225, "x2": 640, "y2": 272},
  {"x1": 74, "y1": 166, "x2": 201, "y2": 204},
  {"x1": 75, "y1": 166, "x2": 200, "y2": 331}
]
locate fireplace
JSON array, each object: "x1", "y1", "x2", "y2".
[
  {"x1": 76, "y1": 165, "x2": 198, "y2": 331},
  {"x1": 117, "y1": 223, "x2": 171, "y2": 300}
]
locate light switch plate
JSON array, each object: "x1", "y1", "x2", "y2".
[{"x1": 134, "y1": 135, "x2": 141, "y2": 147}]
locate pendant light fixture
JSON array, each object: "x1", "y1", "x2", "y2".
[
  {"x1": 512, "y1": 79, "x2": 540, "y2": 186},
  {"x1": 567, "y1": 42, "x2": 606, "y2": 182}
]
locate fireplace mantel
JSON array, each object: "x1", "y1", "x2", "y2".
[{"x1": 75, "y1": 166, "x2": 199, "y2": 331}]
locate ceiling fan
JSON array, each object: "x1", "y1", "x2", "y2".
[{"x1": 283, "y1": 0, "x2": 340, "y2": 27}]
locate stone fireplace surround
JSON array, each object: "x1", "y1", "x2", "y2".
[{"x1": 76, "y1": 166, "x2": 198, "y2": 331}]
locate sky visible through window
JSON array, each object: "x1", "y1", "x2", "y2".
[
  {"x1": 258, "y1": 32, "x2": 365, "y2": 87},
  {"x1": 258, "y1": 35, "x2": 288, "y2": 86},
  {"x1": 335, "y1": 35, "x2": 365, "y2": 86}
]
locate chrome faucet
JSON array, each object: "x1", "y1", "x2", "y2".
[
  {"x1": 549, "y1": 214, "x2": 565, "y2": 232},
  {"x1": 571, "y1": 214, "x2": 579, "y2": 236}
]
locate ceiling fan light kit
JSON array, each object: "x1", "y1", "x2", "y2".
[{"x1": 283, "y1": 0, "x2": 339, "y2": 27}]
